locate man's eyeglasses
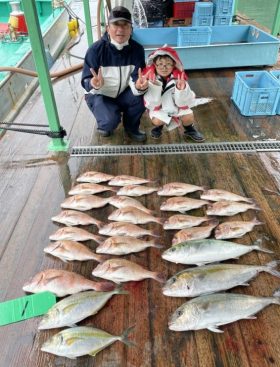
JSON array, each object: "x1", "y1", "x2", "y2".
[{"x1": 155, "y1": 62, "x2": 174, "y2": 69}]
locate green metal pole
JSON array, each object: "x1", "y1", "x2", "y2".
[
  {"x1": 271, "y1": 0, "x2": 280, "y2": 36},
  {"x1": 83, "y1": 0, "x2": 93, "y2": 46},
  {"x1": 234, "y1": 0, "x2": 239, "y2": 14},
  {"x1": 21, "y1": 0, "x2": 69, "y2": 152},
  {"x1": 101, "y1": 0, "x2": 105, "y2": 33}
]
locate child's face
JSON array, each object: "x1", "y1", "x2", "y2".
[{"x1": 154, "y1": 56, "x2": 175, "y2": 78}]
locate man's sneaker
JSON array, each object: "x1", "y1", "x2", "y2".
[
  {"x1": 97, "y1": 129, "x2": 111, "y2": 137},
  {"x1": 183, "y1": 124, "x2": 205, "y2": 142},
  {"x1": 125, "y1": 130, "x2": 147, "y2": 142},
  {"x1": 151, "y1": 126, "x2": 163, "y2": 139}
]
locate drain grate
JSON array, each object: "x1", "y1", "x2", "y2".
[{"x1": 71, "y1": 141, "x2": 280, "y2": 157}]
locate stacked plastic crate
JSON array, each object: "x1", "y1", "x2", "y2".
[
  {"x1": 192, "y1": 2, "x2": 214, "y2": 26},
  {"x1": 212, "y1": 0, "x2": 234, "y2": 26},
  {"x1": 231, "y1": 71, "x2": 280, "y2": 116},
  {"x1": 173, "y1": 0, "x2": 198, "y2": 25}
]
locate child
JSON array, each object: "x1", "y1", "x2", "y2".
[{"x1": 143, "y1": 46, "x2": 205, "y2": 141}]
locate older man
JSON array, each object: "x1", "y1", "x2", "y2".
[{"x1": 81, "y1": 6, "x2": 149, "y2": 142}]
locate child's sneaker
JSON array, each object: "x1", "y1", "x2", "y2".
[
  {"x1": 183, "y1": 124, "x2": 205, "y2": 142},
  {"x1": 151, "y1": 125, "x2": 163, "y2": 139}
]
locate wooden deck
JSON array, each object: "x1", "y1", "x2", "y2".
[{"x1": 0, "y1": 34, "x2": 280, "y2": 367}]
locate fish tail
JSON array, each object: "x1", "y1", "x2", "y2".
[
  {"x1": 208, "y1": 218, "x2": 219, "y2": 227},
  {"x1": 265, "y1": 260, "x2": 280, "y2": 278},
  {"x1": 155, "y1": 217, "x2": 165, "y2": 225},
  {"x1": 94, "y1": 219, "x2": 104, "y2": 229},
  {"x1": 93, "y1": 254, "x2": 110, "y2": 263},
  {"x1": 114, "y1": 285, "x2": 129, "y2": 296},
  {"x1": 252, "y1": 203, "x2": 261, "y2": 211},
  {"x1": 120, "y1": 326, "x2": 136, "y2": 347},
  {"x1": 147, "y1": 209, "x2": 157, "y2": 215},
  {"x1": 94, "y1": 281, "x2": 116, "y2": 292},
  {"x1": 93, "y1": 235, "x2": 106, "y2": 245},
  {"x1": 252, "y1": 217, "x2": 264, "y2": 226},
  {"x1": 152, "y1": 271, "x2": 167, "y2": 283},
  {"x1": 150, "y1": 230, "x2": 161, "y2": 238},
  {"x1": 273, "y1": 288, "x2": 280, "y2": 299},
  {"x1": 150, "y1": 241, "x2": 164, "y2": 249},
  {"x1": 255, "y1": 245, "x2": 274, "y2": 254}
]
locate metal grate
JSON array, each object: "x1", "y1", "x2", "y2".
[{"x1": 71, "y1": 141, "x2": 280, "y2": 157}]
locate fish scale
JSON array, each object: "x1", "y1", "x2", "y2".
[
  {"x1": 168, "y1": 291, "x2": 280, "y2": 332},
  {"x1": 163, "y1": 261, "x2": 280, "y2": 297}
]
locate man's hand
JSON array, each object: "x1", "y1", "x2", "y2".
[
  {"x1": 90, "y1": 67, "x2": 104, "y2": 89},
  {"x1": 135, "y1": 68, "x2": 152, "y2": 90},
  {"x1": 176, "y1": 72, "x2": 186, "y2": 90}
]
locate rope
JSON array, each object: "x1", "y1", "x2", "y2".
[{"x1": 0, "y1": 122, "x2": 67, "y2": 138}]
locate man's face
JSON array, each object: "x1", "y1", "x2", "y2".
[{"x1": 107, "y1": 21, "x2": 132, "y2": 44}]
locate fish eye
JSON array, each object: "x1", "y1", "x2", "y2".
[
  {"x1": 171, "y1": 248, "x2": 176, "y2": 252},
  {"x1": 186, "y1": 285, "x2": 190, "y2": 290},
  {"x1": 171, "y1": 277, "x2": 176, "y2": 284},
  {"x1": 177, "y1": 310, "x2": 183, "y2": 317}
]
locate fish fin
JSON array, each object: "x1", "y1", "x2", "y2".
[
  {"x1": 261, "y1": 187, "x2": 280, "y2": 196},
  {"x1": 95, "y1": 220, "x2": 104, "y2": 229},
  {"x1": 67, "y1": 323, "x2": 78, "y2": 328},
  {"x1": 252, "y1": 217, "x2": 264, "y2": 226},
  {"x1": 152, "y1": 272, "x2": 166, "y2": 283},
  {"x1": 273, "y1": 288, "x2": 280, "y2": 297},
  {"x1": 44, "y1": 275, "x2": 62, "y2": 285},
  {"x1": 94, "y1": 254, "x2": 110, "y2": 263},
  {"x1": 89, "y1": 347, "x2": 103, "y2": 357},
  {"x1": 265, "y1": 260, "x2": 280, "y2": 278},
  {"x1": 61, "y1": 258, "x2": 69, "y2": 263},
  {"x1": 111, "y1": 265, "x2": 126, "y2": 271},
  {"x1": 95, "y1": 281, "x2": 116, "y2": 292},
  {"x1": 66, "y1": 337, "x2": 84, "y2": 346},
  {"x1": 151, "y1": 230, "x2": 161, "y2": 238},
  {"x1": 121, "y1": 325, "x2": 136, "y2": 347},
  {"x1": 179, "y1": 210, "x2": 186, "y2": 214},
  {"x1": 93, "y1": 235, "x2": 106, "y2": 245},
  {"x1": 208, "y1": 326, "x2": 223, "y2": 333},
  {"x1": 245, "y1": 316, "x2": 257, "y2": 320},
  {"x1": 114, "y1": 285, "x2": 129, "y2": 295},
  {"x1": 152, "y1": 243, "x2": 164, "y2": 249},
  {"x1": 154, "y1": 217, "x2": 165, "y2": 225},
  {"x1": 240, "y1": 283, "x2": 250, "y2": 286},
  {"x1": 255, "y1": 245, "x2": 274, "y2": 254},
  {"x1": 63, "y1": 303, "x2": 80, "y2": 313}
]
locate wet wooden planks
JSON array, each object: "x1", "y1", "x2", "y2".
[{"x1": 1, "y1": 59, "x2": 280, "y2": 367}]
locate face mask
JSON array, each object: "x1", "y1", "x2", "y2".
[{"x1": 110, "y1": 38, "x2": 129, "y2": 50}]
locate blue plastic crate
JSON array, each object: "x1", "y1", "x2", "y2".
[
  {"x1": 192, "y1": 15, "x2": 213, "y2": 26},
  {"x1": 232, "y1": 71, "x2": 280, "y2": 116},
  {"x1": 177, "y1": 26, "x2": 212, "y2": 46},
  {"x1": 212, "y1": 0, "x2": 234, "y2": 15},
  {"x1": 194, "y1": 2, "x2": 213, "y2": 16},
  {"x1": 213, "y1": 15, "x2": 232, "y2": 25},
  {"x1": 270, "y1": 70, "x2": 280, "y2": 114},
  {"x1": 174, "y1": 0, "x2": 199, "y2": 2}
]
